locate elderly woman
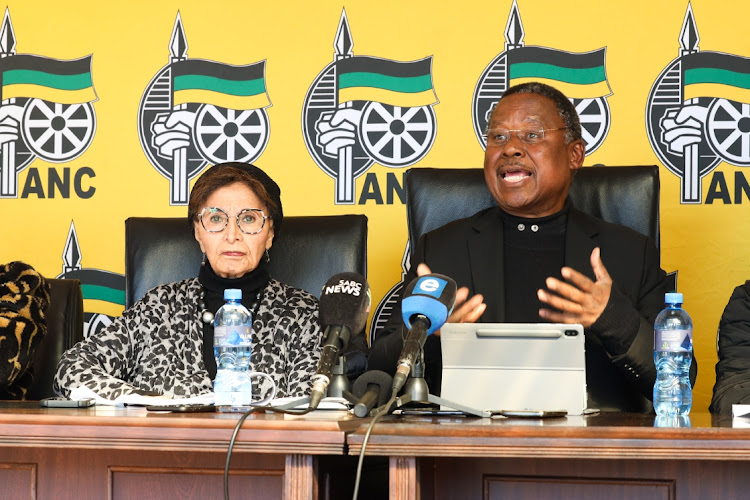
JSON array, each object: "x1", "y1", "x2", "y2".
[{"x1": 54, "y1": 162, "x2": 322, "y2": 400}]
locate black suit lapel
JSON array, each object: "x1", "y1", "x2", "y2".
[
  {"x1": 468, "y1": 208, "x2": 505, "y2": 322},
  {"x1": 565, "y1": 209, "x2": 599, "y2": 281}
]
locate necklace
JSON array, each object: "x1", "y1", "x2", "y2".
[{"x1": 198, "y1": 285, "x2": 265, "y2": 324}]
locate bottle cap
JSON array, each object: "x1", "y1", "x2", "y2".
[
  {"x1": 665, "y1": 292, "x2": 683, "y2": 304},
  {"x1": 223, "y1": 288, "x2": 242, "y2": 300}
]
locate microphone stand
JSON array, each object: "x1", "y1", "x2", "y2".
[
  {"x1": 384, "y1": 349, "x2": 491, "y2": 418},
  {"x1": 327, "y1": 356, "x2": 351, "y2": 398},
  {"x1": 276, "y1": 354, "x2": 350, "y2": 410}
]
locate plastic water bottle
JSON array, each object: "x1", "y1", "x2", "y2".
[
  {"x1": 213, "y1": 289, "x2": 253, "y2": 409},
  {"x1": 653, "y1": 292, "x2": 693, "y2": 416}
]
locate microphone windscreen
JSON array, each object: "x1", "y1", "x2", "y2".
[
  {"x1": 401, "y1": 274, "x2": 457, "y2": 335},
  {"x1": 319, "y1": 272, "x2": 371, "y2": 333},
  {"x1": 352, "y1": 370, "x2": 393, "y2": 407}
]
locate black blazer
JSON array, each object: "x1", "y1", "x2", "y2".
[{"x1": 369, "y1": 205, "x2": 695, "y2": 412}]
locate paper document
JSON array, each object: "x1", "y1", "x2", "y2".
[
  {"x1": 69, "y1": 386, "x2": 215, "y2": 407},
  {"x1": 271, "y1": 396, "x2": 350, "y2": 410}
]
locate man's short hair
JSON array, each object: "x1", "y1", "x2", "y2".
[{"x1": 500, "y1": 82, "x2": 583, "y2": 145}]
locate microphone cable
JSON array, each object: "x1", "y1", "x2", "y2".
[
  {"x1": 351, "y1": 386, "x2": 398, "y2": 500},
  {"x1": 224, "y1": 404, "x2": 315, "y2": 500}
]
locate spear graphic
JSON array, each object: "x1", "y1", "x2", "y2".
[
  {"x1": 62, "y1": 221, "x2": 82, "y2": 274},
  {"x1": 679, "y1": 3, "x2": 700, "y2": 203},
  {"x1": 333, "y1": 9, "x2": 354, "y2": 204},
  {"x1": 0, "y1": 8, "x2": 17, "y2": 198},
  {"x1": 504, "y1": 0, "x2": 524, "y2": 52},
  {"x1": 169, "y1": 12, "x2": 189, "y2": 205}
]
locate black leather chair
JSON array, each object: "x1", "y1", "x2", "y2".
[
  {"x1": 25, "y1": 278, "x2": 84, "y2": 400},
  {"x1": 125, "y1": 214, "x2": 368, "y2": 307},
  {"x1": 405, "y1": 166, "x2": 660, "y2": 252}
]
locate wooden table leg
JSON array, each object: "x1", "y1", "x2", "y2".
[
  {"x1": 285, "y1": 454, "x2": 314, "y2": 500},
  {"x1": 390, "y1": 456, "x2": 417, "y2": 500}
]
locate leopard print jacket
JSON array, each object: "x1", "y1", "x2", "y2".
[
  {"x1": 0, "y1": 261, "x2": 50, "y2": 400},
  {"x1": 54, "y1": 277, "x2": 322, "y2": 401}
]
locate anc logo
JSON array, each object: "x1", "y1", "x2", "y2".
[
  {"x1": 368, "y1": 242, "x2": 410, "y2": 346},
  {"x1": 646, "y1": 3, "x2": 750, "y2": 204},
  {"x1": 57, "y1": 221, "x2": 125, "y2": 338},
  {"x1": 301, "y1": 9, "x2": 438, "y2": 205},
  {"x1": 0, "y1": 8, "x2": 97, "y2": 199},
  {"x1": 472, "y1": 0, "x2": 612, "y2": 155},
  {"x1": 138, "y1": 12, "x2": 272, "y2": 206}
]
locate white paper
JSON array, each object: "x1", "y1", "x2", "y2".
[
  {"x1": 732, "y1": 404, "x2": 750, "y2": 417},
  {"x1": 270, "y1": 396, "x2": 351, "y2": 411},
  {"x1": 69, "y1": 386, "x2": 215, "y2": 407}
]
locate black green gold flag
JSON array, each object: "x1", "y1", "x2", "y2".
[
  {"x1": 508, "y1": 47, "x2": 611, "y2": 99},
  {"x1": 61, "y1": 269, "x2": 125, "y2": 317},
  {"x1": 0, "y1": 54, "x2": 96, "y2": 104},
  {"x1": 171, "y1": 59, "x2": 270, "y2": 109},
  {"x1": 335, "y1": 56, "x2": 437, "y2": 107},
  {"x1": 682, "y1": 52, "x2": 750, "y2": 103}
]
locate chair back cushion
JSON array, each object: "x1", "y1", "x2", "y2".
[
  {"x1": 405, "y1": 166, "x2": 660, "y2": 252},
  {"x1": 125, "y1": 215, "x2": 367, "y2": 307},
  {"x1": 26, "y1": 278, "x2": 84, "y2": 400}
]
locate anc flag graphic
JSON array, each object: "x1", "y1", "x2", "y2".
[
  {"x1": 335, "y1": 56, "x2": 437, "y2": 107},
  {"x1": 682, "y1": 52, "x2": 750, "y2": 103},
  {"x1": 0, "y1": 54, "x2": 96, "y2": 104},
  {"x1": 61, "y1": 269, "x2": 125, "y2": 317},
  {"x1": 508, "y1": 47, "x2": 611, "y2": 99},
  {"x1": 171, "y1": 59, "x2": 270, "y2": 109}
]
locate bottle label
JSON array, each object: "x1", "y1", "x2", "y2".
[
  {"x1": 654, "y1": 328, "x2": 692, "y2": 352},
  {"x1": 214, "y1": 325, "x2": 251, "y2": 346}
]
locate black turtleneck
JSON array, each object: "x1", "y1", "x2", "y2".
[
  {"x1": 502, "y1": 203, "x2": 568, "y2": 323},
  {"x1": 198, "y1": 262, "x2": 269, "y2": 379}
]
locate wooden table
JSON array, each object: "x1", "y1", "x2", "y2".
[
  {"x1": 347, "y1": 412, "x2": 750, "y2": 500},
  {"x1": 6, "y1": 403, "x2": 750, "y2": 500},
  {"x1": 0, "y1": 402, "x2": 356, "y2": 500}
]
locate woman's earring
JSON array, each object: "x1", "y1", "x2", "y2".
[
  {"x1": 264, "y1": 250, "x2": 270, "y2": 263},
  {"x1": 201, "y1": 252, "x2": 207, "y2": 266}
]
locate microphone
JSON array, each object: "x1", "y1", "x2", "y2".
[
  {"x1": 351, "y1": 370, "x2": 393, "y2": 418},
  {"x1": 309, "y1": 272, "x2": 371, "y2": 409},
  {"x1": 393, "y1": 274, "x2": 457, "y2": 393}
]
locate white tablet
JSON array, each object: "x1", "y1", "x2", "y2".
[{"x1": 440, "y1": 323, "x2": 587, "y2": 416}]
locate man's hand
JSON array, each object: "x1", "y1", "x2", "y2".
[
  {"x1": 537, "y1": 247, "x2": 612, "y2": 327},
  {"x1": 416, "y1": 263, "x2": 486, "y2": 336}
]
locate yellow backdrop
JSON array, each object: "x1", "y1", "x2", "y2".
[{"x1": 1, "y1": 0, "x2": 748, "y2": 412}]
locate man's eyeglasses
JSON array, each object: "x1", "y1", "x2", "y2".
[
  {"x1": 198, "y1": 207, "x2": 270, "y2": 235},
  {"x1": 484, "y1": 127, "x2": 569, "y2": 147}
]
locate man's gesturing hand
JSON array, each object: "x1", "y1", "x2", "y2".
[{"x1": 537, "y1": 247, "x2": 612, "y2": 327}]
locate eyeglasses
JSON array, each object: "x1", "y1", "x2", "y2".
[
  {"x1": 484, "y1": 127, "x2": 569, "y2": 147},
  {"x1": 198, "y1": 207, "x2": 270, "y2": 235}
]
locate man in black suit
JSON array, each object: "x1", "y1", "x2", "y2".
[{"x1": 369, "y1": 82, "x2": 695, "y2": 412}]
